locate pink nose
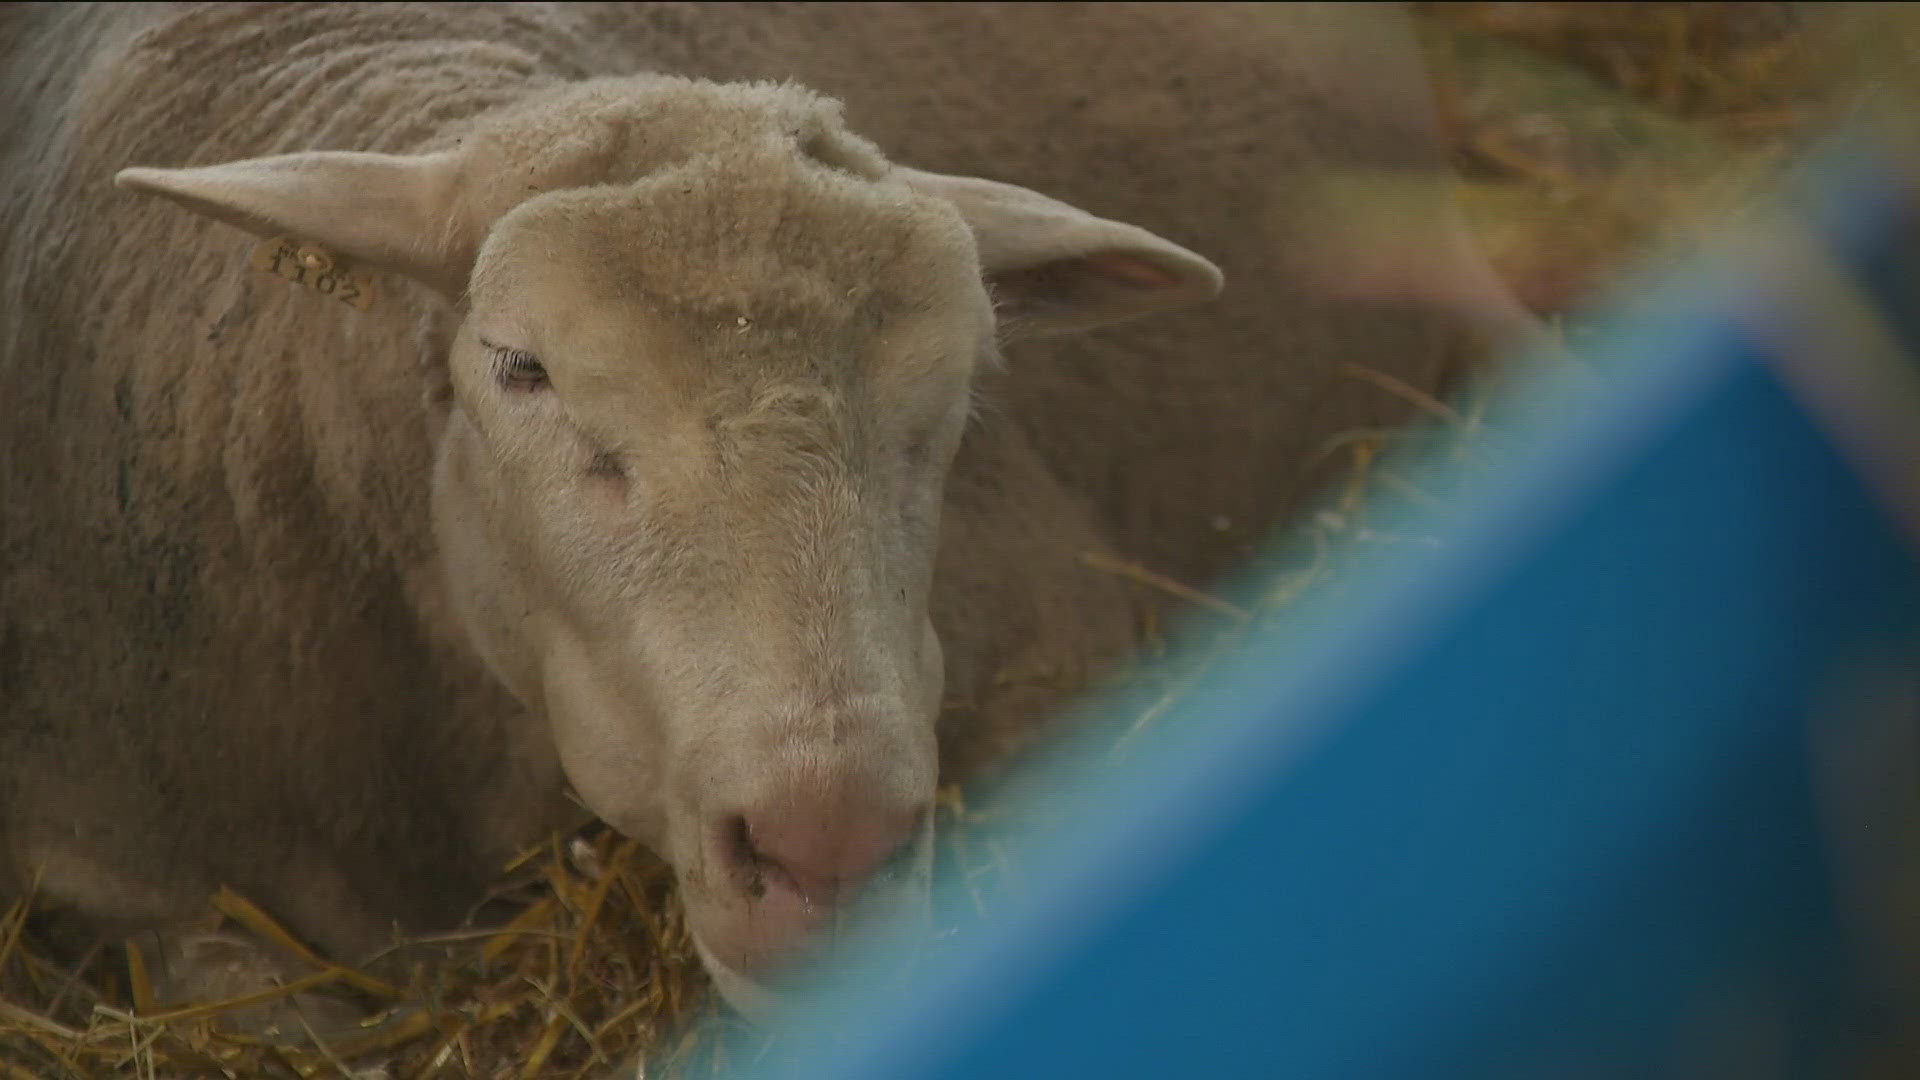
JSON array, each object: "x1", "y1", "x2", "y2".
[
  {"x1": 714, "y1": 789, "x2": 928, "y2": 973},
  {"x1": 725, "y1": 799, "x2": 925, "y2": 906}
]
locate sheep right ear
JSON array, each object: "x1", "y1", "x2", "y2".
[
  {"x1": 896, "y1": 167, "x2": 1223, "y2": 336},
  {"x1": 116, "y1": 150, "x2": 477, "y2": 297}
]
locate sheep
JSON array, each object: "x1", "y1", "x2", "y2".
[{"x1": 0, "y1": 2, "x2": 1508, "y2": 1015}]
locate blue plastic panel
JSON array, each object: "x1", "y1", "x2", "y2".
[{"x1": 733, "y1": 150, "x2": 1920, "y2": 1080}]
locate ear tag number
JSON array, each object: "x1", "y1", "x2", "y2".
[{"x1": 250, "y1": 236, "x2": 375, "y2": 310}]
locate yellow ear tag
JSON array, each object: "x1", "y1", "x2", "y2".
[{"x1": 250, "y1": 236, "x2": 375, "y2": 310}]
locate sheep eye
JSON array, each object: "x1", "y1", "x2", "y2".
[
  {"x1": 586, "y1": 451, "x2": 626, "y2": 480},
  {"x1": 490, "y1": 345, "x2": 549, "y2": 391}
]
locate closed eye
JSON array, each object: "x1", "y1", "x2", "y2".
[
  {"x1": 586, "y1": 451, "x2": 626, "y2": 480},
  {"x1": 903, "y1": 435, "x2": 932, "y2": 468},
  {"x1": 481, "y1": 339, "x2": 549, "y2": 391}
]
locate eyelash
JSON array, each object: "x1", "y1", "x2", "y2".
[{"x1": 485, "y1": 342, "x2": 549, "y2": 391}]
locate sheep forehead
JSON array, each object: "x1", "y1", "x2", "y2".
[
  {"x1": 472, "y1": 158, "x2": 987, "y2": 388},
  {"x1": 555, "y1": 158, "x2": 967, "y2": 296},
  {"x1": 461, "y1": 74, "x2": 892, "y2": 208}
]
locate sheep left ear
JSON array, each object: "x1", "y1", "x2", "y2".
[
  {"x1": 115, "y1": 150, "x2": 478, "y2": 297},
  {"x1": 895, "y1": 167, "x2": 1223, "y2": 336}
]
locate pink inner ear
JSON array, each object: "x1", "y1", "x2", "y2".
[{"x1": 1082, "y1": 250, "x2": 1183, "y2": 290}]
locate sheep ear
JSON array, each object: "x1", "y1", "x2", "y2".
[
  {"x1": 116, "y1": 150, "x2": 475, "y2": 296},
  {"x1": 896, "y1": 167, "x2": 1223, "y2": 336}
]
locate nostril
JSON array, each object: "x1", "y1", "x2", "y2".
[
  {"x1": 724, "y1": 813, "x2": 754, "y2": 869},
  {"x1": 722, "y1": 814, "x2": 786, "y2": 901}
]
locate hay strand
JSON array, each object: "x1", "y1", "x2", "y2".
[
  {"x1": 212, "y1": 887, "x2": 400, "y2": 1000},
  {"x1": 1078, "y1": 550, "x2": 1253, "y2": 623}
]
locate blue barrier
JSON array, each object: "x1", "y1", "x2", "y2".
[{"x1": 735, "y1": 148, "x2": 1920, "y2": 1078}]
